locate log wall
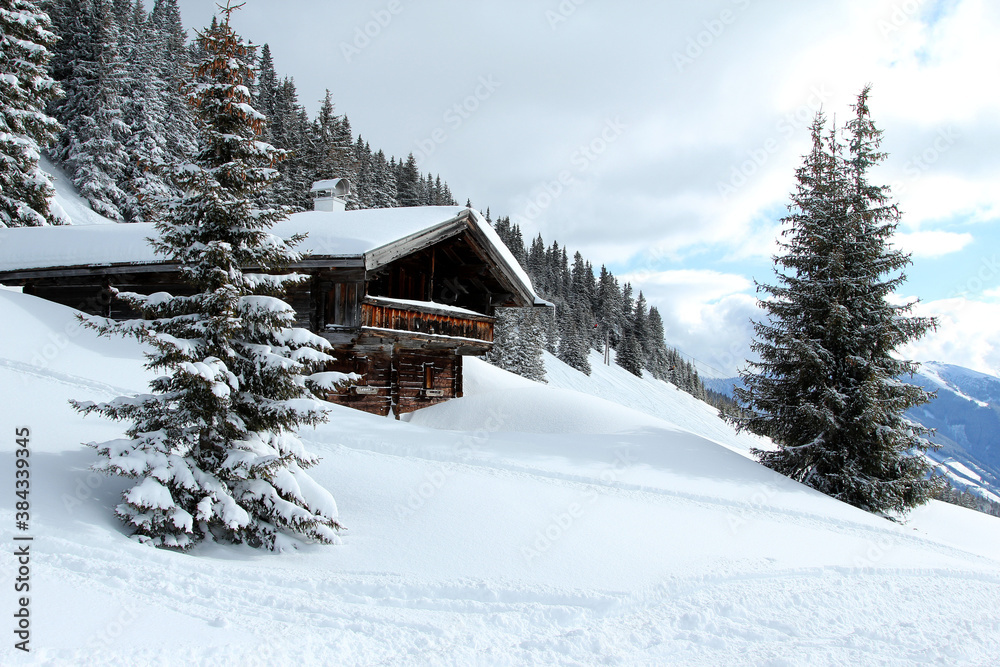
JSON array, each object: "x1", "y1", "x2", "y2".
[{"x1": 318, "y1": 348, "x2": 462, "y2": 417}]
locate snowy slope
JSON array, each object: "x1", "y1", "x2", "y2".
[
  {"x1": 540, "y1": 350, "x2": 769, "y2": 457},
  {"x1": 2, "y1": 290, "x2": 1000, "y2": 666},
  {"x1": 39, "y1": 154, "x2": 115, "y2": 227}
]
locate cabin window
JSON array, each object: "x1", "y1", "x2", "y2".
[
  {"x1": 326, "y1": 282, "x2": 361, "y2": 328},
  {"x1": 424, "y1": 363, "x2": 434, "y2": 390}
]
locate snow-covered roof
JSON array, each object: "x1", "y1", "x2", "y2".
[{"x1": 0, "y1": 206, "x2": 542, "y2": 306}]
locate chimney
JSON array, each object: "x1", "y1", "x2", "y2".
[{"x1": 310, "y1": 178, "x2": 351, "y2": 212}]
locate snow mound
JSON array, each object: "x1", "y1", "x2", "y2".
[{"x1": 408, "y1": 357, "x2": 670, "y2": 435}]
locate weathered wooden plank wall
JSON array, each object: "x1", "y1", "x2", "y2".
[
  {"x1": 361, "y1": 302, "x2": 493, "y2": 342},
  {"x1": 318, "y1": 348, "x2": 462, "y2": 417}
]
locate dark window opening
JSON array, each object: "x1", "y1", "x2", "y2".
[{"x1": 326, "y1": 282, "x2": 361, "y2": 328}]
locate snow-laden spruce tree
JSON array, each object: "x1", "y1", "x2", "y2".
[
  {"x1": 731, "y1": 87, "x2": 940, "y2": 515},
  {"x1": 487, "y1": 308, "x2": 547, "y2": 382},
  {"x1": 50, "y1": 0, "x2": 132, "y2": 220},
  {"x1": 73, "y1": 3, "x2": 345, "y2": 551},
  {"x1": 0, "y1": 0, "x2": 62, "y2": 227},
  {"x1": 616, "y1": 333, "x2": 643, "y2": 377}
]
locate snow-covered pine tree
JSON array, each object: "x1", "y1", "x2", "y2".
[
  {"x1": 731, "y1": 88, "x2": 940, "y2": 515},
  {"x1": 544, "y1": 306, "x2": 559, "y2": 355},
  {"x1": 644, "y1": 306, "x2": 671, "y2": 379},
  {"x1": 371, "y1": 149, "x2": 397, "y2": 208},
  {"x1": 557, "y1": 308, "x2": 591, "y2": 375},
  {"x1": 632, "y1": 291, "x2": 650, "y2": 356},
  {"x1": 149, "y1": 0, "x2": 196, "y2": 164},
  {"x1": 353, "y1": 137, "x2": 374, "y2": 208},
  {"x1": 268, "y1": 77, "x2": 313, "y2": 210},
  {"x1": 620, "y1": 281, "x2": 634, "y2": 341},
  {"x1": 441, "y1": 180, "x2": 455, "y2": 206},
  {"x1": 253, "y1": 42, "x2": 277, "y2": 129},
  {"x1": 487, "y1": 308, "x2": 547, "y2": 382},
  {"x1": 396, "y1": 153, "x2": 421, "y2": 206},
  {"x1": 527, "y1": 235, "x2": 546, "y2": 291},
  {"x1": 0, "y1": 0, "x2": 63, "y2": 227},
  {"x1": 514, "y1": 309, "x2": 547, "y2": 382},
  {"x1": 50, "y1": 0, "x2": 131, "y2": 220},
  {"x1": 73, "y1": 3, "x2": 345, "y2": 551},
  {"x1": 486, "y1": 307, "x2": 514, "y2": 369},
  {"x1": 432, "y1": 175, "x2": 444, "y2": 205},
  {"x1": 118, "y1": 0, "x2": 173, "y2": 221},
  {"x1": 616, "y1": 332, "x2": 643, "y2": 377}
]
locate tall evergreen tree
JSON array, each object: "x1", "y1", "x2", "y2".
[
  {"x1": 309, "y1": 88, "x2": 337, "y2": 176},
  {"x1": 331, "y1": 114, "x2": 356, "y2": 204},
  {"x1": 731, "y1": 89, "x2": 940, "y2": 515},
  {"x1": 513, "y1": 308, "x2": 548, "y2": 382},
  {"x1": 353, "y1": 137, "x2": 374, "y2": 208},
  {"x1": 150, "y1": 0, "x2": 195, "y2": 163},
  {"x1": 645, "y1": 306, "x2": 671, "y2": 378},
  {"x1": 632, "y1": 291, "x2": 649, "y2": 354},
  {"x1": 557, "y1": 306, "x2": 591, "y2": 375},
  {"x1": 487, "y1": 308, "x2": 546, "y2": 382},
  {"x1": 73, "y1": 4, "x2": 343, "y2": 551},
  {"x1": 51, "y1": 0, "x2": 132, "y2": 219},
  {"x1": 616, "y1": 333, "x2": 643, "y2": 377},
  {"x1": 0, "y1": 0, "x2": 63, "y2": 227},
  {"x1": 253, "y1": 42, "x2": 277, "y2": 127},
  {"x1": 370, "y1": 149, "x2": 397, "y2": 208},
  {"x1": 118, "y1": 0, "x2": 173, "y2": 220},
  {"x1": 267, "y1": 76, "x2": 312, "y2": 208},
  {"x1": 396, "y1": 153, "x2": 421, "y2": 206},
  {"x1": 594, "y1": 266, "x2": 621, "y2": 351}
]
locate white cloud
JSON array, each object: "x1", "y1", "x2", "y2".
[
  {"x1": 620, "y1": 269, "x2": 752, "y2": 321},
  {"x1": 892, "y1": 230, "x2": 974, "y2": 257},
  {"x1": 899, "y1": 297, "x2": 1000, "y2": 376},
  {"x1": 619, "y1": 269, "x2": 758, "y2": 376},
  {"x1": 631, "y1": 271, "x2": 1000, "y2": 379}
]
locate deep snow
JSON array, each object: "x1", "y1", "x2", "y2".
[{"x1": 2, "y1": 289, "x2": 1000, "y2": 665}]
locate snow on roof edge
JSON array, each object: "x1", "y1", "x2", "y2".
[
  {"x1": 0, "y1": 207, "x2": 544, "y2": 307},
  {"x1": 465, "y1": 208, "x2": 541, "y2": 305}
]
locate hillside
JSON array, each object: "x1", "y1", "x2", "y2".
[{"x1": 2, "y1": 288, "x2": 1000, "y2": 665}]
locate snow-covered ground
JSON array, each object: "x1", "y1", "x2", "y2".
[{"x1": 2, "y1": 289, "x2": 1000, "y2": 665}]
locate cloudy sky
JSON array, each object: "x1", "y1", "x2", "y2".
[{"x1": 178, "y1": 0, "x2": 1000, "y2": 377}]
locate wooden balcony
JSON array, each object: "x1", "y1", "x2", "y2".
[{"x1": 360, "y1": 297, "x2": 494, "y2": 343}]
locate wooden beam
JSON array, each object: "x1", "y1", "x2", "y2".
[{"x1": 365, "y1": 215, "x2": 466, "y2": 271}]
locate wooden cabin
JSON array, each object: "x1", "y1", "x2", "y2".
[{"x1": 0, "y1": 203, "x2": 547, "y2": 417}]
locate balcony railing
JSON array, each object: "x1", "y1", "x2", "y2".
[{"x1": 360, "y1": 297, "x2": 493, "y2": 343}]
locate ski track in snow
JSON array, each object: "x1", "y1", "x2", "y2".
[
  {"x1": 0, "y1": 356, "x2": 142, "y2": 399},
  {"x1": 5, "y1": 526, "x2": 999, "y2": 666}
]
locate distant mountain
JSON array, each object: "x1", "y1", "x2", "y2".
[
  {"x1": 702, "y1": 364, "x2": 1000, "y2": 503},
  {"x1": 906, "y1": 363, "x2": 1000, "y2": 502},
  {"x1": 703, "y1": 376, "x2": 743, "y2": 399}
]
